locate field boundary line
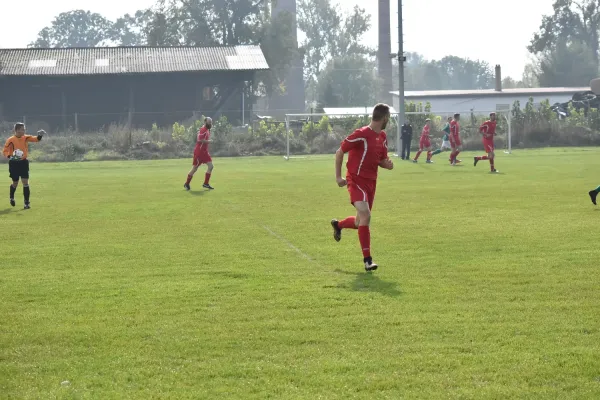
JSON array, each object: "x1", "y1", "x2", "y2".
[{"x1": 262, "y1": 225, "x2": 313, "y2": 261}]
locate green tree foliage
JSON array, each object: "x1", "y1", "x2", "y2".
[
  {"x1": 393, "y1": 53, "x2": 496, "y2": 91},
  {"x1": 112, "y1": 10, "x2": 155, "y2": 46},
  {"x1": 529, "y1": 0, "x2": 600, "y2": 68},
  {"x1": 536, "y1": 40, "x2": 598, "y2": 87},
  {"x1": 30, "y1": 10, "x2": 115, "y2": 48},
  {"x1": 528, "y1": 0, "x2": 600, "y2": 86},
  {"x1": 316, "y1": 55, "x2": 380, "y2": 107},
  {"x1": 297, "y1": 0, "x2": 373, "y2": 99}
]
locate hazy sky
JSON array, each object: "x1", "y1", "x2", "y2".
[{"x1": 0, "y1": 0, "x2": 553, "y2": 79}]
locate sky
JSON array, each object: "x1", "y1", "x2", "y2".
[{"x1": 0, "y1": 0, "x2": 554, "y2": 79}]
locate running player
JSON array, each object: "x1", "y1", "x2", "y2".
[
  {"x1": 430, "y1": 116, "x2": 452, "y2": 158},
  {"x1": 449, "y1": 113, "x2": 462, "y2": 165},
  {"x1": 331, "y1": 103, "x2": 394, "y2": 271},
  {"x1": 413, "y1": 119, "x2": 433, "y2": 163},
  {"x1": 3, "y1": 123, "x2": 44, "y2": 209},
  {"x1": 474, "y1": 112, "x2": 499, "y2": 172},
  {"x1": 184, "y1": 117, "x2": 214, "y2": 190}
]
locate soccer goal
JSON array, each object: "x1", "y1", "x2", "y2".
[{"x1": 283, "y1": 110, "x2": 512, "y2": 160}]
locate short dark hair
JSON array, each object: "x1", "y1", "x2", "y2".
[
  {"x1": 453, "y1": 113, "x2": 460, "y2": 118},
  {"x1": 372, "y1": 103, "x2": 390, "y2": 121},
  {"x1": 14, "y1": 123, "x2": 25, "y2": 131}
]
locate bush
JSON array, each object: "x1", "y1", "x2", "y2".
[{"x1": 4, "y1": 98, "x2": 600, "y2": 163}]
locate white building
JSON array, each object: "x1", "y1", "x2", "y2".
[
  {"x1": 390, "y1": 87, "x2": 588, "y2": 114},
  {"x1": 322, "y1": 107, "x2": 398, "y2": 116}
]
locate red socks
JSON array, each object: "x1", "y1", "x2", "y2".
[
  {"x1": 490, "y1": 158, "x2": 495, "y2": 170},
  {"x1": 338, "y1": 216, "x2": 357, "y2": 229},
  {"x1": 414, "y1": 151, "x2": 422, "y2": 160},
  {"x1": 358, "y1": 226, "x2": 371, "y2": 258},
  {"x1": 455, "y1": 150, "x2": 461, "y2": 159},
  {"x1": 476, "y1": 155, "x2": 489, "y2": 160},
  {"x1": 338, "y1": 218, "x2": 371, "y2": 258},
  {"x1": 450, "y1": 151, "x2": 456, "y2": 162},
  {"x1": 185, "y1": 174, "x2": 193, "y2": 184},
  {"x1": 427, "y1": 151, "x2": 432, "y2": 160},
  {"x1": 204, "y1": 173, "x2": 211, "y2": 185}
]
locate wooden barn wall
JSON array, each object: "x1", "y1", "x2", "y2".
[{"x1": 0, "y1": 71, "x2": 252, "y2": 132}]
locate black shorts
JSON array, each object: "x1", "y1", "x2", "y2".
[{"x1": 8, "y1": 159, "x2": 29, "y2": 181}]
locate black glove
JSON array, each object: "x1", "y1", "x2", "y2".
[{"x1": 37, "y1": 129, "x2": 45, "y2": 141}]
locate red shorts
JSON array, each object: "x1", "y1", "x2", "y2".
[
  {"x1": 483, "y1": 140, "x2": 494, "y2": 153},
  {"x1": 419, "y1": 136, "x2": 431, "y2": 149},
  {"x1": 450, "y1": 136, "x2": 462, "y2": 147},
  {"x1": 193, "y1": 153, "x2": 212, "y2": 166},
  {"x1": 347, "y1": 175, "x2": 377, "y2": 211}
]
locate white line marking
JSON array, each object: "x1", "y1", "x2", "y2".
[{"x1": 262, "y1": 225, "x2": 312, "y2": 261}]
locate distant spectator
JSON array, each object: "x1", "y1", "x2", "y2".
[{"x1": 400, "y1": 122, "x2": 413, "y2": 160}]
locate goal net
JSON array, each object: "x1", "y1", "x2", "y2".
[{"x1": 283, "y1": 110, "x2": 512, "y2": 160}]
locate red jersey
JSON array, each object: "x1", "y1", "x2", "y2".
[
  {"x1": 450, "y1": 120, "x2": 460, "y2": 138},
  {"x1": 421, "y1": 124, "x2": 430, "y2": 137},
  {"x1": 340, "y1": 126, "x2": 388, "y2": 180},
  {"x1": 479, "y1": 120, "x2": 497, "y2": 140},
  {"x1": 194, "y1": 126, "x2": 210, "y2": 155}
]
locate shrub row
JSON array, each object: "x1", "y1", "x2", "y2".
[{"x1": 1, "y1": 99, "x2": 600, "y2": 163}]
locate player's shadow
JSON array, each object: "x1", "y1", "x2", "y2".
[
  {"x1": 189, "y1": 190, "x2": 207, "y2": 196},
  {"x1": 0, "y1": 208, "x2": 12, "y2": 215},
  {"x1": 334, "y1": 269, "x2": 401, "y2": 297}
]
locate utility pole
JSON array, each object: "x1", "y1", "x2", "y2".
[{"x1": 396, "y1": 0, "x2": 405, "y2": 158}]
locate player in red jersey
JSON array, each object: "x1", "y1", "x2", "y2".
[
  {"x1": 184, "y1": 117, "x2": 215, "y2": 190},
  {"x1": 474, "y1": 112, "x2": 499, "y2": 173},
  {"x1": 449, "y1": 113, "x2": 462, "y2": 165},
  {"x1": 413, "y1": 119, "x2": 434, "y2": 163},
  {"x1": 330, "y1": 103, "x2": 394, "y2": 271}
]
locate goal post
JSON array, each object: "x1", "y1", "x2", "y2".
[{"x1": 283, "y1": 110, "x2": 512, "y2": 160}]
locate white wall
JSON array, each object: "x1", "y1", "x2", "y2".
[{"x1": 393, "y1": 94, "x2": 576, "y2": 115}]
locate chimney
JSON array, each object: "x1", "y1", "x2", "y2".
[{"x1": 495, "y1": 65, "x2": 502, "y2": 92}]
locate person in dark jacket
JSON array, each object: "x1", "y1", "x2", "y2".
[{"x1": 400, "y1": 122, "x2": 413, "y2": 160}]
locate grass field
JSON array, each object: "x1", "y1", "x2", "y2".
[{"x1": 1, "y1": 148, "x2": 600, "y2": 399}]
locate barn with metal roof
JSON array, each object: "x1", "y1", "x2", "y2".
[{"x1": 0, "y1": 46, "x2": 269, "y2": 131}]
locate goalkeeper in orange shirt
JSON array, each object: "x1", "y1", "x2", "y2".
[{"x1": 3, "y1": 123, "x2": 44, "y2": 209}]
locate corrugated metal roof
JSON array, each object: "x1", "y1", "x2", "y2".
[
  {"x1": 390, "y1": 87, "x2": 590, "y2": 98},
  {"x1": 0, "y1": 46, "x2": 269, "y2": 76}
]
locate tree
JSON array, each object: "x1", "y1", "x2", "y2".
[
  {"x1": 434, "y1": 56, "x2": 494, "y2": 90},
  {"x1": 30, "y1": 10, "x2": 115, "y2": 48},
  {"x1": 536, "y1": 39, "x2": 598, "y2": 86},
  {"x1": 256, "y1": 10, "x2": 299, "y2": 97},
  {"x1": 316, "y1": 55, "x2": 380, "y2": 107},
  {"x1": 112, "y1": 10, "x2": 155, "y2": 46},
  {"x1": 521, "y1": 63, "x2": 539, "y2": 88},
  {"x1": 394, "y1": 54, "x2": 495, "y2": 90},
  {"x1": 297, "y1": 0, "x2": 373, "y2": 88},
  {"x1": 144, "y1": 10, "x2": 182, "y2": 46},
  {"x1": 528, "y1": 0, "x2": 600, "y2": 70}
]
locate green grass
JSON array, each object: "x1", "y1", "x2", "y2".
[{"x1": 1, "y1": 148, "x2": 600, "y2": 399}]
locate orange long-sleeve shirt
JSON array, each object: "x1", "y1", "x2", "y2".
[{"x1": 3, "y1": 135, "x2": 40, "y2": 159}]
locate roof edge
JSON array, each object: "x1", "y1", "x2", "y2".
[{"x1": 0, "y1": 44, "x2": 263, "y2": 51}]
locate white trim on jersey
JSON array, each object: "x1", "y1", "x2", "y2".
[{"x1": 344, "y1": 137, "x2": 368, "y2": 176}]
